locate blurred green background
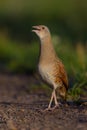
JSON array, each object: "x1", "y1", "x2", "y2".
[{"x1": 0, "y1": 0, "x2": 87, "y2": 99}]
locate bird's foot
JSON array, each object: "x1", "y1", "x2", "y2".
[
  {"x1": 43, "y1": 104, "x2": 60, "y2": 111},
  {"x1": 52, "y1": 102, "x2": 62, "y2": 110},
  {"x1": 44, "y1": 107, "x2": 53, "y2": 111},
  {"x1": 41, "y1": 103, "x2": 62, "y2": 112}
]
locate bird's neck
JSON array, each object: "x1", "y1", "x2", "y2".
[{"x1": 39, "y1": 35, "x2": 56, "y2": 65}]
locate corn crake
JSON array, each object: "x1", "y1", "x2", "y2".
[{"x1": 32, "y1": 25, "x2": 68, "y2": 110}]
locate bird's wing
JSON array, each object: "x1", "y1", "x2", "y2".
[
  {"x1": 58, "y1": 62, "x2": 68, "y2": 89},
  {"x1": 53, "y1": 60, "x2": 68, "y2": 89}
]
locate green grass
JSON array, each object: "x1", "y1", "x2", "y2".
[{"x1": 0, "y1": 37, "x2": 39, "y2": 73}]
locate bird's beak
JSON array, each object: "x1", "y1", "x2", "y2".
[{"x1": 32, "y1": 26, "x2": 41, "y2": 33}]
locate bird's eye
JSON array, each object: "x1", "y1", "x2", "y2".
[{"x1": 42, "y1": 27, "x2": 45, "y2": 29}]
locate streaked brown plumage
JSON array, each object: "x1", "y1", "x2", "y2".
[{"x1": 32, "y1": 25, "x2": 68, "y2": 110}]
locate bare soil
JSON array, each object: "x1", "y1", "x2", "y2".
[{"x1": 0, "y1": 74, "x2": 87, "y2": 130}]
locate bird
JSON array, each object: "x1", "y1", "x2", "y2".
[{"x1": 32, "y1": 25, "x2": 68, "y2": 110}]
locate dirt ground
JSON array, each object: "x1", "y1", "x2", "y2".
[{"x1": 0, "y1": 74, "x2": 87, "y2": 130}]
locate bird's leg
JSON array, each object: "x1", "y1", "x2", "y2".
[
  {"x1": 45, "y1": 89, "x2": 60, "y2": 111},
  {"x1": 45, "y1": 90, "x2": 54, "y2": 111},
  {"x1": 46, "y1": 89, "x2": 58, "y2": 110},
  {"x1": 52, "y1": 89, "x2": 61, "y2": 109},
  {"x1": 53, "y1": 90, "x2": 58, "y2": 106},
  {"x1": 48, "y1": 91, "x2": 54, "y2": 108}
]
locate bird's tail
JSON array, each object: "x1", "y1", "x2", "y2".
[{"x1": 56, "y1": 85, "x2": 67, "y2": 101}]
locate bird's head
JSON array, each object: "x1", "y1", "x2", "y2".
[{"x1": 32, "y1": 25, "x2": 51, "y2": 39}]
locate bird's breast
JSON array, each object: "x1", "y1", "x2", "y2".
[{"x1": 38, "y1": 64, "x2": 54, "y2": 86}]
